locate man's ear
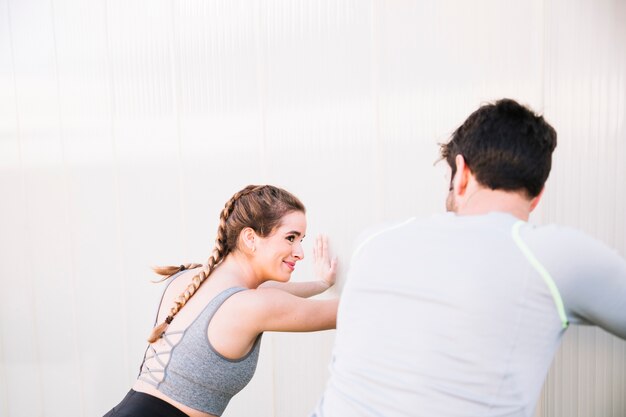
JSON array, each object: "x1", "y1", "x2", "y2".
[
  {"x1": 453, "y1": 154, "x2": 470, "y2": 196},
  {"x1": 529, "y1": 187, "x2": 545, "y2": 212}
]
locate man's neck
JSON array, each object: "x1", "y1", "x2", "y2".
[{"x1": 455, "y1": 187, "x2": 533, "y2": 221}]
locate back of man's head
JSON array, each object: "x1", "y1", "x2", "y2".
[{"x1": 440, "y1": 99, "x2": 557, "y2": 198}]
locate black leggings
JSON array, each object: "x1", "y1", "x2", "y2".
[{"x1": 103, "y1": 390, "x2": 189, "y2": 417}]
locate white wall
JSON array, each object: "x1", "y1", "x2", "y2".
[{"x1": 0, "y1": 1, "x2": 624, "y2": 416}]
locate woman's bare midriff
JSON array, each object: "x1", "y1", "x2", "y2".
[{"x1": 132, "y1": 380, "x2": 218, "y2": 417}]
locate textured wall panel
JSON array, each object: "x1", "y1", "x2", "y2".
[
  {"x1": 533, "y1": 0, "x2": 626, "y2": 416},
  {"x1": 375, "y1": 0, "x2": 546, "y2": 221},
  {"x1": 0, "y1": 1, "x2": 43, "y2": 414},
  {"x1": 2, "y1": 1, "x2": 84, "y2": 416},
  {"x1": 0, "y1": 1, "x2": 624, "y2": 416}
]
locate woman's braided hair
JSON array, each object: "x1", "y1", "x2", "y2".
[{"x1": 147, "y1": 185, "x2": 305, "y2": 343}]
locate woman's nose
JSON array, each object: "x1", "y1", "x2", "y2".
[{"x1": 293, "y1": 243, "x2": 304, "y2": 260}]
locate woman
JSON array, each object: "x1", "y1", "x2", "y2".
[{"x1": 104, "y1": 185, "x2": 338, "y2": 417}]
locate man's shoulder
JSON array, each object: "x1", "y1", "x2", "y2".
[
  {"x1": 523, "y1": 221, "x2": 624, "y2": 269},
  {"x1": 351, "y1": 214, "x2": 450, "y2": 260}
]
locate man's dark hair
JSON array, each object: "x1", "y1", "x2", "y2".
[{"x1": 440, "y1": 98, "x2": 557, "y2": 198}]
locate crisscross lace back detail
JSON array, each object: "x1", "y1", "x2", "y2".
[
  {"x1": 135, "y1": 286, "x2": 262, "y2": 415},
  {"x1": 138, "y1": 330, "x2": 184, "y2": 386}
]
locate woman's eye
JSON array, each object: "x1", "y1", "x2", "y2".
[{"x1": 286, "y1": 236, "x2": 295, "y2": 242}]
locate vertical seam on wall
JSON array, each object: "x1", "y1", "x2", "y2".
[
  {"x1": 540, "y1": 0, "x2": 547, "y2": 114},
  {"x1": 4, "y1": 1, "x2": 38, "y2": 414},
  {"x1": 103, "y1": 0, "x2": 131, "y2": 382},
  {"x1": 7, "y1": 1, "x2": 44, "y2": 415},
  {"x1": 169, "y1": 0, "x2": 188, "y2": 256},
  {"x1": 0, "y1": 323, "x2": 5, "y2": 416},
  {"x1": 370, "y1": 0, "x2": 383, "y2": 220},
  {"x1": 253, "y1": 5, "x2": 274, "y2": 413},
  {"x1": 255, "y1": 1, "x2": 269, "y2": 183},
  {"x1": 614, "y1": 10, "x2": 625, "y2": 255},
  {"x1": 48, "y1": 0, "x2": 86, "y2": 414}
]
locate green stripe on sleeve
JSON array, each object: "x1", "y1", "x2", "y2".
[{"x1": 511, "y1": 221, "x2": 569, "y2": 329}]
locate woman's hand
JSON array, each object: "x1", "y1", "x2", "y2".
[
  {"x1": 313, "y1": 235, "x2": 338, "y2": 290},
  {"x1": 259, "y1": 235, "x2": 338, "y2": 297}
]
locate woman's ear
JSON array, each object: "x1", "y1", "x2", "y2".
[{"x1": 240, "y1": 227, "x2": 257, "y2": 253}]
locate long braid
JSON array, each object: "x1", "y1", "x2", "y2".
[
  {"x1": 151, "y1": 263, "x2": 203, "y2": 283},
  {"x1": 146, "y1": 186, "x2": 265, "y2": 343}
]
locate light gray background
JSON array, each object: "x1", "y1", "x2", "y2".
[{"x1": 1, "y1": 1, "x2": 624, "y2": 416}]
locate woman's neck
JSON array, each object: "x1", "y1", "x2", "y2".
[{"x1": 215, "y1": 252, "x2": 261, "y2": 289}]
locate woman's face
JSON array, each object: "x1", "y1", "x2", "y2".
[{"x1": 255, "y1": 210, "x2": 306, "y2": 282}]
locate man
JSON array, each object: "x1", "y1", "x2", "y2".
[{"x1": 312, "y1": 99, "x2": 626, "y2": 417}]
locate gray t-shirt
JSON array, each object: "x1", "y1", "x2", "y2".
[{"x1": 313, "y1": 212, "x2": 626, "y2": 417}]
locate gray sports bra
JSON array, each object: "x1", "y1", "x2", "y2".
[{"x1": 138, "y1": 285, "x2": 263, "y2": 416}]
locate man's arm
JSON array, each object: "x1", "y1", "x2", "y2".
[{"x1": 533, "y1": 226, "x2": 626, "y2": 339}]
